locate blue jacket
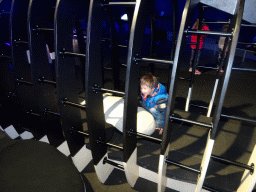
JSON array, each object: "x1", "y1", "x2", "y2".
[
  {"x1": 141, "y1": 83, "x2": 168, "y2": 128},
  {"x1": 141, "y1": 83, "x2": 168, "y2": 110}
]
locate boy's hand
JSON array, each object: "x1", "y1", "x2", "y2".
[{"x1": 156, "y1": 128, "x2": 163, "y2": 135}]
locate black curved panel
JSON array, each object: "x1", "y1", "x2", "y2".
[
  {"x1": 55, "y1": 0, "x2": 89, "y2": 155},
  {"x1": 0, "y1": 1, "x2": 17, "y2": 128},
  {"x1": 27, "y1": 0, "x2": 65, "y2": 146},
  {"x1": 123, "y1": 0, "x2": 153, "y2": 162},
  {"x1": 85, "y1": 0, "x2": 108, "y2": 165},
  {"x1": 10, "y1": 0, "x2": 44, "y2": 138}
]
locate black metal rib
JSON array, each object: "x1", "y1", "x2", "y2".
[
  {"x1": 103, "y1": 157, "x2": 124, "y2": 170},
  {"x1": 136, "y1": 58, "x2": 173, "y2": 65},
  {"x1": 186, "y1": 30, "x2": 232, "y2": 37},
  {"x1": 43, "y1": 109, "x2": 60, "y2": 116},
  {"x1": 202, "y1": 21, "x2": 230, "y2": 25},
  {"x1": 101, "y1": 37, "x2": 110, "y2": 41},
  {"x1": 117, "y1": 45, "x2": 128, "y2": 48},
  {"x1": 16, "y1": 78, "x2": 33, "y2": 86},
  {"x1": 165, "y1": 159, "x2": 201, "y2": 174},
  {"x1": 70, "y1": 128, "x2": 89, "y2": 137},
  {"x1": 26, "y1": 111, "x2": 40, "y2": 116},
  {"x1": 128, "y1": 130, "x2": 162, "y2": 144},
  {"x1": 196, "y1": 66, "x2": 218, "y2": 70},
  {"x1": 0, "y1": 12, "x2": 10, "y2": 14},
  {"x1": 93, "y1": 87, "x2": 125, "y2": 96},
  {"x1": 189, "y1": 104, "x2": 208, "y2": 109},
  {"x1": 97, "y1": 140, "x2": 123, "y2": 151},
  {"x1": 202, "y1": 21, "x2": 256, "y2": 28},
  {"x1": 59, "y1": 51, "x2": 86, "y2": 57},
  {"x1": 237, "y1": 42, "x2": 256, "y2": 45},
  {"x1": 221, "y1": 114, "x2": 256, "y2": 124},
  {"x1": 13, "y1": 41, "x2": 28, "y2": 44},
  {"x1": 202, "y1": 185, "x2": 222, "y2": 192},
  {"x1": 197, "y1": 65, "x2": 256, "y2": 73},
  {"x1": 104, "y1": 2, "x2": 136, "y2": 7},
  {"x1": 38, "y1": 77, "x2": 56, "y2": 86},
  {"x1": 170, "y1": 116, "x2": 213, "y2": 129},
  {"x1": 232, "y1": 67, "x2": 256, "y2": 72},
  {"x1": 0, "y1": 55, "x2": 11, "y2": 59},
  {"x1": 101, "y1": 39, "x2": 129, "y2": 48},
  {"x1": 61, "y1": 98, "x2": 86, "y2": 109},
  {"x1": 179, "y1": 77, "x2": 191, "y2": 81},
  {"x1": 104, "y1": 67, "x2": 113, "y2": 70},
  {"x1": 241, "y1": 24, "x2": 256, "y2": 27},
  {"x1": 19, "y1": 126, "x2": 31, "y2": 131},
  {"x1": 33, "y1": 28, "x2": 54, "y2": 31},
  {"x1": 211, "y1": 155, "x2": 254, "y2": 174}
]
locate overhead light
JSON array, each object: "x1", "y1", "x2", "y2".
[{"x1": 121, "y1": 14, "x2": 128, "y2": 21}]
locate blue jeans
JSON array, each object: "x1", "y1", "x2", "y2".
[
  {"x1": 189, "y1": 49, "x2": 201, "y2": 68},
  {"x1": 148, "y1": 107, "x2": 165, "y2": 128}
]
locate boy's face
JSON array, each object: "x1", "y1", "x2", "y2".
[{"x1": 141, "y1": 84, "x2": 154, "y2": 96}]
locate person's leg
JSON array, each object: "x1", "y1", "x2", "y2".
[
  {"x1": 149, "y1": 107, "x2": 164, "y2": 134},
  {"x1": 189, "y1": 49, "x2": 195, "y2": 70},
  {"x1": 195, "y1": 49, "x2": 201, "y2": 67},
  {"x1": 218, "y1": 48, "x2": 225, "y2": 73},
  {"x1": 194, "y1": 49, "x2": 201, "y2": 75},
  {"x1": 217, "y1": 48, "x2": 222, "y2": 66}
]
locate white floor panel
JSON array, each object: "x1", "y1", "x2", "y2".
[
  {"x1": 5, "y1": 125, "x2": 19, "y2": 139},
  {"x1": 39, "y1": 135, "x2": 50, "y2": 143},
  {"x1": 57, "y1": 140, "x2": 71, "y2": 157},
  {"x1": 72, "y1": 145, "x2": 92, "y2": 172},
  {"x1": 20, "y1": 131, "x2": 34, "y2": 140}
]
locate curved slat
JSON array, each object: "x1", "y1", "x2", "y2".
[
  {"x1": 85, "y1": 0, "x2": 114, "y2": 183},
  {"x1": 28, "y1": 0, "x2": 65, "y2": 147},
  {"x1": 10, "y1": 0, "x2": 45, "y2": 139},
  {"x1": 123, "y1": 0, "x2": 154, "y2": 187},
  {"x1": 55, "y1": 0, "x2": 90, "y2": 161}
]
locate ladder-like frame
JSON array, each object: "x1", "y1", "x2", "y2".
[
  {"x1": 158, "y1": 0, "x2": 255, "y2": 192},
  {"x1": 123, "y1": 0, "x2": 179, "y2": 188}
]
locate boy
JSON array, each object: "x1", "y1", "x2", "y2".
[{"x1": 140, "y1": 74, "x2": 168, "y2": 135}]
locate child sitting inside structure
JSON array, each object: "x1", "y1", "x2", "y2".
[{"x1": 140, "y1": 74, "x2": 168, "y2": 135}]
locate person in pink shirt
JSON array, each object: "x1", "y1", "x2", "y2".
[{"x1": 189, "y1": 19, "x2": 210, "y2": 75}]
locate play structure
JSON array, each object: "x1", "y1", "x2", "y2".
[{"x1": 0, "y1": 0, "x2": 256, "y2": 191}]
